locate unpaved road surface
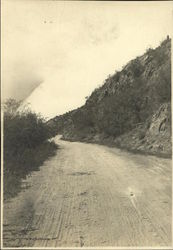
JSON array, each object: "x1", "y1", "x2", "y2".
[{"x1": 3, "y1": 136, "x2": 172, "y2": 247}]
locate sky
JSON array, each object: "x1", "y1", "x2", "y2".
[{"x1": 2, "y1": 0, "x2": 173, "y2": 119}]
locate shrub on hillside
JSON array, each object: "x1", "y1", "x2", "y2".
[
  {"x1": 4, "y1": 99, "x2": 52, "y2": 160},
  {"x1": 130, "y1": 58, "x2": 144, "y2": 78},
  {"x1": 155, "y1": 63, "x2": 171, "y2": 103},
  {"x1": 3, "y1": 99, "x2": 58, "y2": 199}
]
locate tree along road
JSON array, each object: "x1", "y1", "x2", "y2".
[{"x1": 3, "y1": 136, "x2": 172, "y2": 247}]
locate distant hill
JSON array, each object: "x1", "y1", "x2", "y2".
[{"x1": 48, "y1": 36, "x2": 171, "y2": 157}]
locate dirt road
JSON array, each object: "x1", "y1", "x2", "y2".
[{"x1": 3, "y1": 136, "x2": 172, "y2": 247}]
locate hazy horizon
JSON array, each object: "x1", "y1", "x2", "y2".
[{"x1": 2, "y1": 1, "x2": 173, "y2": 119}]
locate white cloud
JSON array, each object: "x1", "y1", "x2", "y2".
[{"x1": 2, "y1": 1, "x2": 173, "y2": 118}]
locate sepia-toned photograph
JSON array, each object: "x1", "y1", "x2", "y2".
[{"x1": 1, "y1": 0, "x2": 172, "y2": 248}]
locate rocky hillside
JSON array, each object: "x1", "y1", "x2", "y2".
[{"x1": 48, "y1": 37, "x2": 171, "y2": 157}]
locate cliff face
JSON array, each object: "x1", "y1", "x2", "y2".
[{"x1": 48, "y1": 37, "x2": 171, "y2": 157}]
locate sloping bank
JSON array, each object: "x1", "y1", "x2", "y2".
[
  {"x1": 48, "y1": 37, "x2": 171, "y2": 158},
  {"x1": 76, "y1": 102, "x2": 171, "y2": 158}
]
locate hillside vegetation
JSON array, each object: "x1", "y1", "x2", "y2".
[
  {"x1": 48, "y1": 37, "x2": 171, "y2": 157},
  {"x1": 3, "y1": 99, "x2": 58, "y2": 199}
]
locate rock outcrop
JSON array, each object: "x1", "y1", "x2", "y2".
[{"x1": 114, "y1": 103, "x2": 171, "y2": 157}]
